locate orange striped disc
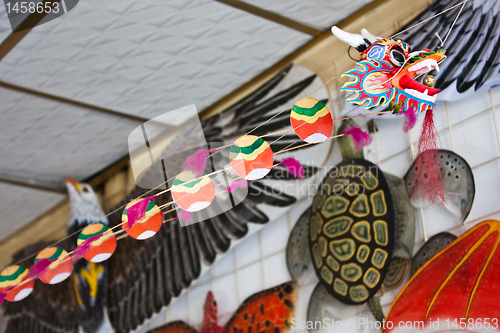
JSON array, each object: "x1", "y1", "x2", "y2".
[
  {"x1": 122, "y1": 199, "x2": 162, "y2": 240},
  {"x1": 290, "y1": 97, "x2": 333, "y2": 143},
  {"x1": 171, "y1": 171, "x2": 215, "y2": 212},
  {"x1": 0, "y1": 265, "x2": 34, "y2": 301},
  {"x1": 77, "y1": 223, "x2": 116, "y2": 262},
  {"x1": 34, "y1": 247, "x2": 73, "y2": 284},
  {"x1": 229, "y1": 135, "x2": 273, "y2": 180}
]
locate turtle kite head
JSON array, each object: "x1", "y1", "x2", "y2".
[{"x1": 331, "y1": 26, "x2": 446, "y2": 114}]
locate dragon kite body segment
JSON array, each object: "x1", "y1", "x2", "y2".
[{"x1": 332, "y1": 26, "x2": 445, "y2": 115}]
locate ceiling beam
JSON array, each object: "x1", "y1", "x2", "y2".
[
  {"x1": 0, "y1": 1, "x2": 151, "y2": 124},
  {"x1": 0, "y1": 81, "x2": 151, "y2": 123},
  {"x1": 0, "y1": 176, "x2": 66, "y2": 194},
  {"x1": 214, "y1": 0, "x2": 322, "y2": 37}
]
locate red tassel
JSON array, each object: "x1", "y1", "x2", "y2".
[{"x1": 414, "y1": 109, "x2": 445, "y2": 205}]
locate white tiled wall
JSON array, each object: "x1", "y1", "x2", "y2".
[{"x1": 137, "y1": 86, "x2": 500, "y2": 333}]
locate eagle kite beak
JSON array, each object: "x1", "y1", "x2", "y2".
[{"x1": 64, "y1": 178, "x2": 81, "y2": 194}]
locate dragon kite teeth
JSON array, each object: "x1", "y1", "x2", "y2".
[
  {"x1": 408, "y1": 58, "x2": 440, "y2": 74},
  {"x1": 403, "y1": 88, "x2": 437, "y2": 103}
]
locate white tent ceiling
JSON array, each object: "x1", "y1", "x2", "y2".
[{"x1": 0, "y1": 0, "x2": 373, "y2": 241}]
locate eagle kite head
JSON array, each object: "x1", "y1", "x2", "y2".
[
  {"x1": 64, "y1": 178, "x2": 108, "y2": 235},
  {"x1": 332, "y1": 26, "x2": 446, "y2": 114}
]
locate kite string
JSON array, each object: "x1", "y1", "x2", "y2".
[
  {"x1": 441, "y1": 0, "x2": 468, "y2": 47},
  {"x1": 390, "y1": 0, "x2": 467, "y2": 39}
]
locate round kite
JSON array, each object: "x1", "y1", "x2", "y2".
[
  {"x1": 172, "y1": 171, "x2": 215, "y2": 212},
  {"x1": 34, "y1": 247, "x2": 73, "y2": 284},
  {"x1": 122, "y1": 199, "x2": 162, "y2": 240},
  {"x1": 291, "y1": 97, "x2": 333, "y2": 143},
  {"x1": 77, "y1": 223, "x2": 116, "y2": 263},
  {"x1": 229, "y1": 135, "x2": 273, "y2": 180},
  {"x1": 0, "y1": 265, "x2": 34, "y2": 301}
]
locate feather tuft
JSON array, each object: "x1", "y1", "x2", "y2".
[
  {"x1": 0, "y1": 292, "x2": 4, "y2": 306},
  {"x1": 28, "y1": 258, "x2": 53, "y2": 280},
  {"x1": 402, "y1": 105, "x2": 418, "y2": 132},
  {"x1": 182, "y1": 149, "x2": 217, "y2": 177},
  {"x1": 71, "y1": 234, "x2": 101, "y2": 263},
  {"x1": 126, "y1": 196, "x2": 157, "y2": 229},
  {"x1": 279, "y1": 157, "x2": 305, "y2": 179},
  {"x1": 228, "y1": 180, "x2": 248, "y2": 192},
  {"x1": 179, "y1": 210, "x2": 193, "y2": 226},
  {"x1": 344, "y1": 125, "x2": 372, "y2": 152}
]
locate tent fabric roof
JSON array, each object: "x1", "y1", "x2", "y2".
[{"x1": 0, "y1": 0, "x2": 373, "y2": 240}]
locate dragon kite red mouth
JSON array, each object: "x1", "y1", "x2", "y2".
[
  {"x1": 399, "y1": 75, "x2": 440, "y2": 96},
  {"x1": 396, "y1": 58, "x2": 441, "y2": 103}
]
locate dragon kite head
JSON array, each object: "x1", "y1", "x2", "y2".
[{"x1": 332, "y1": 26, "x2": 446, "y2": 114}]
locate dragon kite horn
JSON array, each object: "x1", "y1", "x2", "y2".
[
  {"x1": 360, "y1": 28, "x2": 381, "y2": 44},
  {"x1": 331, "y1": 26, "x2": 375, "y2": 52}
]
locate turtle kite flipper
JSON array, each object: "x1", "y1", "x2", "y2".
[
  {"x1": 306, "y1": 283, "x2": 360, "y2": 332},
  {"x1": 286, "y1": 208, "x2": 316, "y2": 286}
]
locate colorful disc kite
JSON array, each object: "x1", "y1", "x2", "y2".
[
  {"x1": 172, "y1": 171, "x2": 215, "y2": 212},
  {"x1": 77, "y1": 223, "x2": 117, "y2": 263},
  {"x1": 0, "y1": 265, "x2": 34, "y2": 301},
  {"x1": 229, "y1": 135, "x2": 273, "y2": 180},
  {"x1": 122, "y1": 199, "x2": 162, "y2": 240},
  {"x1": 291, "y1": 97, "x2": 333, "y2": 143},
  {"x1": 34, "y1": 247, "x2": 73, "y2": 284}
]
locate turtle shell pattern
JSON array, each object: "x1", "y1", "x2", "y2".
[{"x1": 309, "y1": 159, "x2": 395, "y2": 305}]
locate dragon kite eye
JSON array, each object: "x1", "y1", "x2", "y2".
[{"x1": 390, "y1": 49, "x2": 405, "y2": 66}]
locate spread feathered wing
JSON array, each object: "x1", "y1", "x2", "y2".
[
  {"x1": 397, "y1": 0, "x2": 500, "y2": 101},
  {"x1": 106, "y1": 64, "x2": 329, "y2": 333}
]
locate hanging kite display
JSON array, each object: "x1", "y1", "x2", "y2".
[
  {"x1": 384, "y1": 220, "x2": 500, "y2": 332},
  {"x1": 171, "y1": 171, "x2": 215, "y2": 212},
  {"x1": 229, "y1": 135, "x2": 273, "y2": 180},
  {"x1": 1, "y1": 64, "x2": 326, "y2": 333},
  {"x1": 76, "y1": 223, "x2": 116, "y2": 263},
  {"x1": 286, "y1": 121, "x2": 476, "y2": 322},
  {"x1": 34, "y1": 247, "x2": 73, "y2": 284},
  {"x1": 290, "y1": 97, "x2": 333, "y2": 143},
  {"x1": 0, "y1": 2, "x2": 477, "y2": 329},
  {"x1": 122, "y1": 199, "x2": 163, "y2": 240},
  {"x1": 331, "y1": 26, "x2": 444, "y2": 116},
  {"x1": 0, "y1": 266, "x2": 34, "y2": 302},
  {"x1": 149, "y1": 281, "x2": 296, "y2": 333},
  {"x1": 331, "y1": 26, "x2": 448, "y2": 204}
]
